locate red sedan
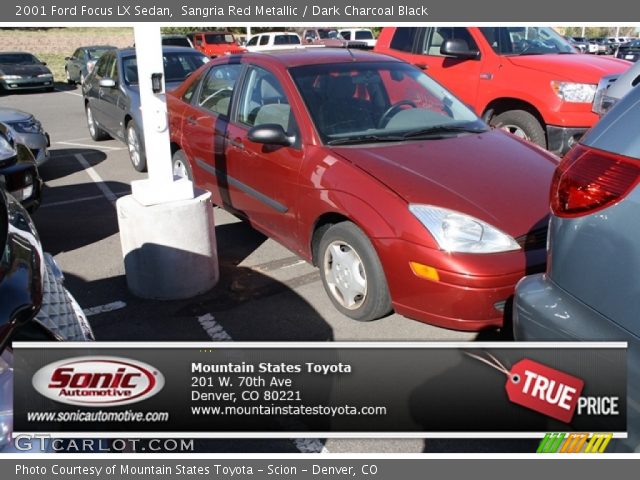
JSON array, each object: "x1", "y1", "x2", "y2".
[{"x1": 167, "y1": 50, "x2": 557, "y2": 331}]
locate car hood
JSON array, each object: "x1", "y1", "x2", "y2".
[
  {"x1": 0, "y1": 107, "x2": 31, "y2": 123},
  {"x1": 0, "y1": 64, "x2": 50, "y2": 76},
  {"x1": 506, "y1": 54, "x2": 630, "y2": 82},
  {"x1": 331, "y1": 130, "x2": 558, "y2": 237}
]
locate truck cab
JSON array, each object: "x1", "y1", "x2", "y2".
[
  {"x1": 375, "y1": 27, "x2": 631, "y2": 155},
  {"x1": 192, "y1": 31, "x2": 246, "y2": 58}
]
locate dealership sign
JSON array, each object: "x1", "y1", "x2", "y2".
[{"x1": 32, "y1": 357, "x2": 164, "y2": 406}]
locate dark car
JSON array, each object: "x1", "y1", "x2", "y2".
[
  {"x1": 514, "y1": 84, "x2": 640, "y2": 452},
  {"x1": 0, "y1": 123, "x2": 42, "y2": 212},
  {"x1": 0, "y1": 107, "x2": 50, "y2": 166},
  {"x1": 161, "y1": 35, "x2": 193, "y2": 48},
  {"x1": 167, "y1": 50, "x2": 558, "y2": 331},
  {"x1": 64, "y1": 45, "x2": 116, "y2": 85},
  {"x1": 616, "y1": 39, "x2": 640, "y2": 62},
  {"x1": 0, "y1": 52, "x2": 54, "y2": 93},
  {"x1": 82, "y1": 46, "x2": 208, "y2": 172}
]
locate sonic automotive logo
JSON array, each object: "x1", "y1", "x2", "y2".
[{"x1": 32, "y1": 356, "x2": 165, "y2": 406}]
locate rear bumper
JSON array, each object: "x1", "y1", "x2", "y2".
[{"x1": 546, "y1": 125, "x2": 588, "y2": 156}]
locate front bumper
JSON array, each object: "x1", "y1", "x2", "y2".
[
  {"x1": 12, "y1": 131, "x2": 50, "y2": 166},
  {"x1": 375, "y1": 237, "x2": 546, "y2": 331},
  {"x1": 0, "y1": 77, "x2": 53, "y2": 91},
  {"x1": 546, "y1": 125, "x2": 588, "y2": 156}
]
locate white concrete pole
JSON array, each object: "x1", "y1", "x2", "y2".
[{"x1": 131, "y1": 24, "x2": 194, "y2": 206}]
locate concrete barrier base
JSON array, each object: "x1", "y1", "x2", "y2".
[{"x1": 116, "y1": 191, "x2": 218, "y2": 300}]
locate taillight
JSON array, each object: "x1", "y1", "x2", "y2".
[{"x1": 551, "y1": 144, "x2": 640, "y2": 217}]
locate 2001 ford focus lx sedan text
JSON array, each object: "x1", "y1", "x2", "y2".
[{"x1": 168, "y1": 50, "x2": 559, "y2": 331}]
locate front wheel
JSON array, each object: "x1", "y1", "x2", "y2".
[
  {"x1": 318, "y1": 222, "x2": 392, "y2": 322},
  {"x1": 86, "y1": 104, "x2": 110, "y2": 141},
  {"x1": 172, "y1": 149, "x2": 192, "y2": 180},
  {"x1": 490, "y1": 110, "x2": 546, "y2": 149},
  {"x1": 65, "y1": 68, "x2": 74, "y2": 85},
  {"x1": 126, "y1": 120, "x2": 147, "y2": 172}
]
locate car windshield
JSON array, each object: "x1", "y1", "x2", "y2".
[
  {"x1": 122, "y1": 51, "x2": 208, "y2": 85},
  {"x1": 205, "y1": 34, "x2": 234, "y2": 44},
  {"x1": 355, "y1": 31, "x2": 374, "y2": 40},
  {"x1": 0, "y1": 53, "x2": 39, "y2": 65},
  {"x1": 290, "y1": 61, "x2": 486, "y2": 145},
  {"x1": 480, "y1": 27, "x2": 575, "y2": 55},
  {"x1": 87, "y1": 48, "x2": 112, "y2": 59},
  {"x1": 629, "y1": 40, "x2": 640, "y2": 47}
]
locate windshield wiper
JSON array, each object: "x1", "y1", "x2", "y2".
[
  {"x1": 402, "y1": 124, "x2": 487, "y2": 139},
  {"x1": 326, "y1": 135, "x2": 406, "y2": 146}
]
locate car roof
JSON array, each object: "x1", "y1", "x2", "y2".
[
  {"x1": 236, "y1": 49, "x2": 401, "y2": 67},
  {"x1": 0, "y1": 51, "x2": 37, "y2": 55},
  {"x1": 80, "y1": 45, "x2": 117, "y2": 49},
  {"x1": 118, "y1": 46, "x2": 203, "y2": 56}
]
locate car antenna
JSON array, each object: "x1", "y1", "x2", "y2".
[{"x1": 346, "y1": 47, "x2": 356, "y2": 61}]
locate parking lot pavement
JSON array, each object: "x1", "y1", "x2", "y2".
[{"x1": 1, "y1": 87, "x2": 504, "y2": 453}]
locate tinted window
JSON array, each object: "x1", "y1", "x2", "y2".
[
  {"x1": 204, "y1": 34, "x2": 234, "y2": 44},
  {"x1": 259, "y1": 36, "x2": 269, "y2": 46},
  {"x1": 247, "y1": 36, "x2": 259, "y2": 46},
  {"x1": 0, "y1": 53, "x2": 39, "y2": 64},
  {"x1": 341, "y1": 31, "x2": 351, "y2": 40},
  {"x1": 274, "y1": 35, "x2": 300, "y2": 45},
  {"x1": 390, "y1": 27, "x2": 419, "y2": 53},
  {"x1": 122, "y1": 51, "x2": 207, "y2": 85},
  {"x1": 94, "y1": 54, "x2": 113, "y2": 78},
  {"x1": 162, "y1": 37, "x2": 191, "y2": 47},
  {"x1": 197, "y1": 63, "x2": 242, "y2": 116},
  {"x1": 355, "y1": 31, "x2": 374, "y2": 40},
  {"x1": 480, "y1": 27, "x2": 575, "y2": 55}
]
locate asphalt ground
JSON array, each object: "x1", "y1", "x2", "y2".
[{"x1": 0, "y1": 85, "x2": 532, "y2": 453}]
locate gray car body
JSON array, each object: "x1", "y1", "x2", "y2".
[
  {"x1": 64, "y1": 45, "x2": 116, "y2": 84},
  {"x1": 0, "y1": 107, "x2": 50, "y2": 166},
  {"x1": 514, "y1": 86, "x2": 640, "y2": 452},
  {"x1": 82, "y1": 46, "x2": 207, "y2": 155}
]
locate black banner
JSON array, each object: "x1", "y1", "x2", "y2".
[{"x1": 13, "y1": 343, "x2": 626, "y2": 436}]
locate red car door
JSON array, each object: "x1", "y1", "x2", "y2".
[
  {"x1": 223, "y1": 63, "x2": 304, "y2": 249},
  {"x1": 176, "y1": 62, "x2": 244, "y2": 206}
]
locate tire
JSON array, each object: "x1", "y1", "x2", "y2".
[
  {"x1": 318, "y1": 222, "x2": 392, "y2": 322},
  {"x1": 126, "y1": 120, "x2": 147, "y2": 172},
  {"x1": 79, "y1": 72, "x2": 85, "y2": 85},
  {"x1": 172, "y1": 149, "x2": 193, "y2": 180},
  {"x1": 490, "y1": 110, "x2": 546, "y2": 149},
  {"x1": 85, "y1": 104, "x2": 110, "y2": 141}
]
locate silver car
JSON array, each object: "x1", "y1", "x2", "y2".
[
  {"x1": 514, "y1": 85, "x2": 640, "y2": 453},
  {"x1": 0, "y1": 107, "x2": 50, "y2": 166},
  {"x1": 82, "y1": 46, "x2": 208, "y2": 172}
]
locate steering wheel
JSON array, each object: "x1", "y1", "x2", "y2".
[{"x1": 378, "y1": 100, "x2": 417, "y2": 128}]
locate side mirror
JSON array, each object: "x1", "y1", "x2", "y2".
[
  {"x1": 440, "y1": 39, "x2": 480, "y2": 59},
  {"x1": 99, "y1": 78, "x2": 116, "y2": 88},
  {"x1": 248, "y1": 124, "x2": 294, "y2": 147},
  {"x1": 40, "y1": 62, "x2": 47, "y2": 66},
  {"x1": 64, "y1": 57, "x2": 71, "y2": 61}
]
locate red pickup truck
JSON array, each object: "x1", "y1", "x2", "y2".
[
  {"x1": 191, "y1": 31, "x2": 246, "y2": 58},
  {"x1": 375, "y1": 27, "x2": 630, "y2": 155}
]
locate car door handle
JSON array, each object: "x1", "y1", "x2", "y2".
[
  {"x1": 186, "y1": 116, "x2": 198, "y2": 126},
  {"x1": 413, "y1": 63, "x2": 428, "y2": 70},
  {"x1": 228, "y1": 138, "x2": 244, "y2": 150}
]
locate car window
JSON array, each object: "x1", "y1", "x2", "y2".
[
  {"x1": 480, "y1": 27, "x2": 575, "y2": 55},
  {"x1": 72, "y1": 49, "x2": 82, "y2": 59},
  {"x1": 421, "y1": 27, "x2": 478, "y2": 56},
  {"x1": 94, "y1": 54, "x2": 113, "y2": 79},
  {"x1": 274, "y1": 35, "x2": 300, "y2": 45},
  {"x1": 389, "y1": 28, "x2": 420, "y2": 53},
  {"x1": 341, "y1": 31, "x2": 351, "y2": 40},
  {"x1": 259, "y1": 36, "x2": 269, "y2": 46},
  {"x1": 237, "y1": 66, "x2": 297, "y2": 135},
  {"x1": 355, "y1": 31, "x2": 374, "y2": 40},
  {"x1": 197, "y1": 63, "x2": 243, "y2": 116},
  {"x1": 247, "y1": 36, "x2": 259, "y2": 46}
]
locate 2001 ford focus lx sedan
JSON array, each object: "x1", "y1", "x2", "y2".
[{"x1": 167, "y1": 50, "x2": 558, "y2": 331}]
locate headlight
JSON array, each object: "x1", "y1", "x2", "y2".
[
  {"x1": 37, "y1": 73, "x2": 53, "y2": 78},
  {"x1": 0, "y1": 135, "x2": 16, "y2": 159},
  {"x1": 0, "y1": 75, "x2": 22, "y2": 80},
  {"x1": 10, "y1": 119, "x2": 43, "y2": 134},
  {"x1": 409, "y1": 205, "x2": 520, "y2": 253},
  {"x1": 550, "y1": 81, "x2": 597, "y2": 103}
]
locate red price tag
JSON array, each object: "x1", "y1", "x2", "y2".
[{"x1": 506, "y1": 359, "x2": 584, "y2": 423}]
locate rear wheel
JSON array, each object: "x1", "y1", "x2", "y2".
[
  {"x1": 126, "y1": 120, "x2": 147, "y2": 172},
  {"x1": 85, "y1": 104, "x2": 110, "y2": 141},
  {"x1": 490, "y1": 110, "x2": 546, "y2": 149},
  {"x1": 65, "y1": 68, "x2": 74, "y2": 85},
  {"x1": 172, "y1": 149, "x2": 193, "y2": 180},
  {"x1": 318, "y1": 222, "x2": 392, "y2": 322}
]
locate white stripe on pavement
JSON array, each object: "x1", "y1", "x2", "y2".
[
  {"x1": 57, "y1": 90, "x2": 83, "y2": 97},
  {"x1": 42, "y1": 192, "x2": 130, "y2": 208},
  {"x1": 74, "y1": 153, "x2": 118, "y2": 204},
  {"x1": 57, "y1": 141, "x2": 125, "y2": 151}
]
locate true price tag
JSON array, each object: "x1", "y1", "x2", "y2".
[
  {"x1": 466, "y1": 352, "x2": 584, "y2": 424},
  {"x1": 506, "y1": 358, "x2": 584, "y2": 423}
]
